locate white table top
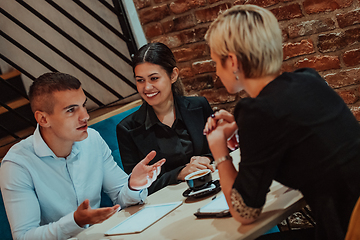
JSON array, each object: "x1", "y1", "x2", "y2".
[{"x1": 75, "y1": 149, "x2": 304, "y2": 240}]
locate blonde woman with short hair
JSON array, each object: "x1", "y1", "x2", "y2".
[{"x1": 204, "y1": 4, "x2": 360, "y2": 240}]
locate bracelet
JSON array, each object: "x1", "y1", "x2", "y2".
[{"x1": 215, "y1": 155, "x2": 233, "y2": 169}]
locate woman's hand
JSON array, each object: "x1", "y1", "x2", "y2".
[
  {"x1": 227, "y1": 133, "x2": 239, "y2": 151},
  {"x1": 177, "y1": 156, "x2": 214, "y2": 181},
  {"x1": 204, "y1": 110, "x2": 238, "y2": 150},
  {"x1": 203, "y1": 110, "x2": 238, "y2": 161},
  {"x1": 204, "y1": 110, "x2": 237, "y2": 137}
]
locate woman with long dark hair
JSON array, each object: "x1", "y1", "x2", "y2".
[{"x1": 117, "y1": 42, "x2": 214, "y2": 194}]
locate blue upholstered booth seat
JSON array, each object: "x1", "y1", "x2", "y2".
[
  {"x1": 90, "y1": 105, "x2": 140, "y2": 207},
  {"x1": 90, "y1": 105, "x2": 140, "y2": 170},
  {"x1": 265, "y1": 225, "x2": 280, "y2": 235},
  {"x1": 0, "y1": 189, "x2": 12, "y2": 240}
]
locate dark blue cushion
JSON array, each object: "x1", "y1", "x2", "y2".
[
  {"x1": 0, "y1": 189, "x2": 13, "y2": 240},
  {"x1": 90, "y1": 105, "x2": 140, "y2": 207},
  {"x1": 264, "y1": 225, "x2": 280, "y2": 234}
]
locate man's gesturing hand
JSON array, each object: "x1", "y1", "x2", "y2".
[
  {"x1": 129, "y1": 150, "x2": 166, "y2": 190},
  {"x1": 74, "y1": 199, "x2": 120, "y2": 227}
]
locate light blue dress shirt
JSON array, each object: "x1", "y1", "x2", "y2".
[{"x1": 0, "y1": 126, "x2": 147, "y2": 240}]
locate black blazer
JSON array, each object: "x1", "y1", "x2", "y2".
[{"x1": 116, "y1": 96, "x2": 213, "y2": 194}]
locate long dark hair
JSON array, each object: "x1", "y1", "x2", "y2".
[{"x1": 132, "y1": 42, "x2": 184, "y2": 96}]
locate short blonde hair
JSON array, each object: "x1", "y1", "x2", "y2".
[{"x1": 205, "y1": 5, "x2": 283, "y2": 78}]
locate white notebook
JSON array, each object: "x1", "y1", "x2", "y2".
[
  {"x1": 105, "y1": 201, "x2": 183, "y2": 235},
  {"x1": 199, "y1": 193, "x2": 229, "y2": 213}
]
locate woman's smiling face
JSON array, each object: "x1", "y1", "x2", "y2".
[{"x1": 135, "y1": 62, "x2": 176, "y2": 107}]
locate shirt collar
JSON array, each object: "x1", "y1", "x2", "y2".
[
  {"x1": 33, "y1": 124, "x2": 80, "y2": 159},
  {"x1": 144, "y1": 98, "x2": 183, "y2": 130},
  {"x1": 144, "y1": 105, "x2": 159, "y2": 130}
]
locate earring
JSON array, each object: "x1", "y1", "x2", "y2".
[{"x1": 233, "y1": 70, "x2": 239, "y2": 81}]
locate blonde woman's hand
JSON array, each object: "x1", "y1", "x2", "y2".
[
  {"x1": 227, "y1": 133, "x2": 239, "y2": 151},
  {"x1": 204, "y1": 109, "x2": 238, "y2": 141}
]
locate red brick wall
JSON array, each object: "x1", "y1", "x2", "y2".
[{"x1": 133, "y1": 0, "x2": 360, "y2": 119}]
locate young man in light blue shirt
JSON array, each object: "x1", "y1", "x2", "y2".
[{"x1": 0, "y1": 72, "x2": 165, "y2": 240}]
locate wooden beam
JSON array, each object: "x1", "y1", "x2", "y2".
[
  {"x1": 88, "y1": 99, "x2": 142, "y2": 125},
  {"x1": 0, "y1": 97, "x2": 29, "y2": 115},
  {"x1": 0, "y1": 69, "x2": 21, "y2": 80},
  {"x1": 0, "y1": 126, "x2": 35, "y2": 159}
]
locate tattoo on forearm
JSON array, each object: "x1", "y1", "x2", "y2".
[{"x1": 230, "y1": 188, "x2": 262, "y2": 219}]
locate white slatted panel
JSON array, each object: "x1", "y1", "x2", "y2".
[{"x1": 0, "y1": 0, "x2": 141, "y2": 110}]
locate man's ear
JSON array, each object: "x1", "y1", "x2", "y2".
[
  {"x1": 34, "y1": 110, "x2": 50, "y2": 127},
  {"x1": 171, "y1": 67, "x2": 180, "y2": 84}
]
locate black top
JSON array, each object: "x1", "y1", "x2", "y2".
[
  {"x1": 233, "y1": 68, "x2": 360, "y2": 240},
  {"x1": 144, "y1": 100, "x2": 194, "y2": 162},
  {"x1": 117, "y1": 96, "x2": 213, "y2": 194}
]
